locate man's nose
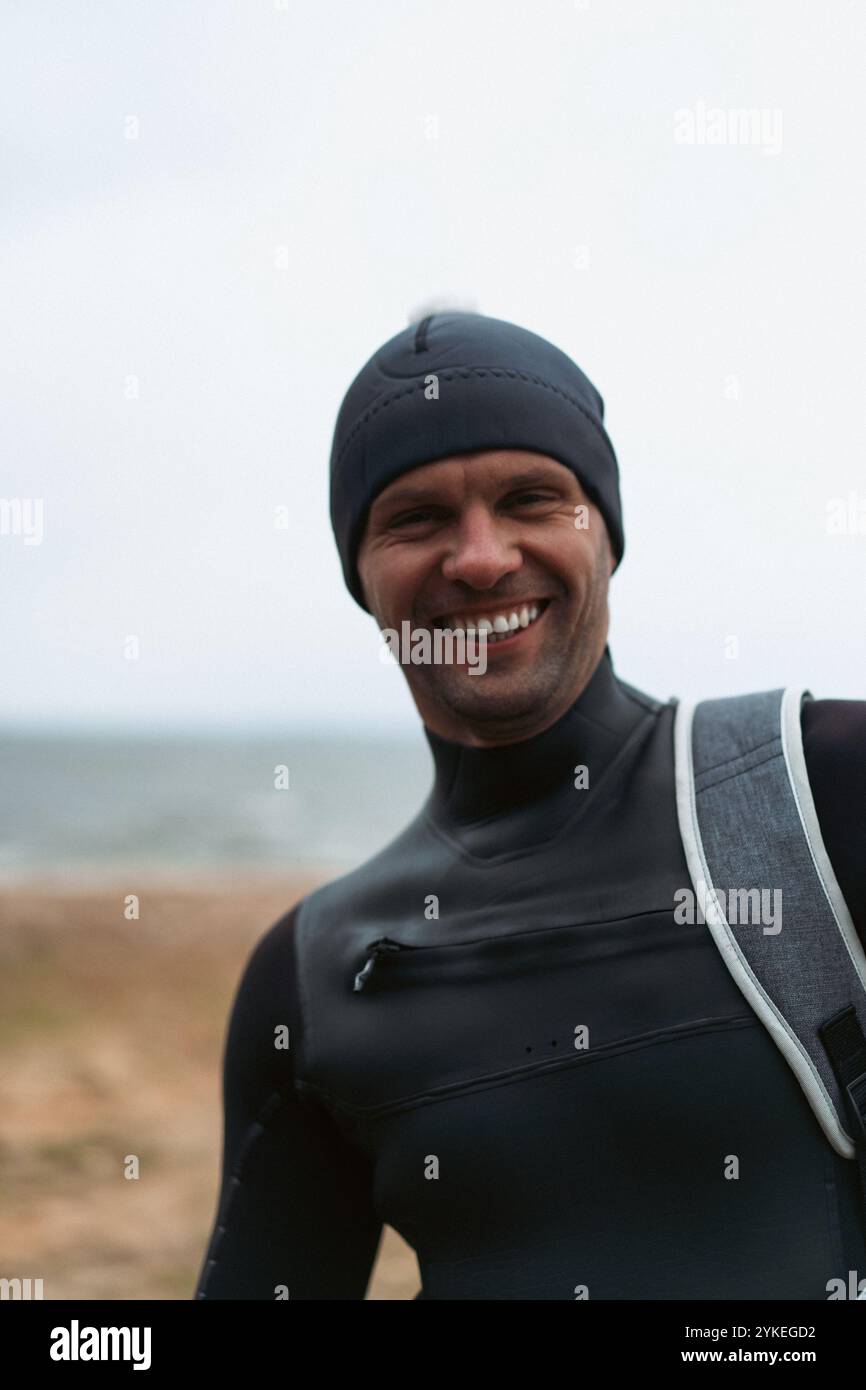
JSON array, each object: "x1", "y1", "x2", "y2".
[{"x1": 440, "y1": 505, "x2": 522, "y2": 590}]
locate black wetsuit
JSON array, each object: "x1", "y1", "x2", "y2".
[{"x1": 194, "y1": 647, "x2": 866, "y2": 1299}]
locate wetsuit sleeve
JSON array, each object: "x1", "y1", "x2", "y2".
[
  {"x1": 801, "y1": 697, "x2": 866, "y2": 955},
  {"x1": 193, "y1": 904, "x2": 383, "y2": 1299}
]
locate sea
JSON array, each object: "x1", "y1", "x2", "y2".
[{"x1": 0, "y1": 729, "x2": 435, "y2": 885}]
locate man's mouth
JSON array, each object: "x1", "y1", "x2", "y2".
[{"x1": 429, "y1": 598, "x2": 552, "y2": 645}]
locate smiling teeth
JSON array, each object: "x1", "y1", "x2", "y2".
[{"x1": 438, "y1": 602, "x2": 544, "y2": 639}]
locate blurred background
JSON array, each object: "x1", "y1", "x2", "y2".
[{"x1": 1, "y1": 0, "x2": 864, "y2": 1298}]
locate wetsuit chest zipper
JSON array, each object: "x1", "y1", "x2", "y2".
[
  {"x1": 352, "y1": 924, "x2": 579, "y2": 993},
  {"x1": 353, "y1": 937, "x2": 421, "y2": 992}
]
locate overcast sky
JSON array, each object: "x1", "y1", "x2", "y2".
[{"x1": 2, "y1": 0, "x2": 864, "y2": 732}]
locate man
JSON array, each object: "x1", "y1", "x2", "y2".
[{"x1": 195, "y1": 310, "x2": 866, "y2": 1300}]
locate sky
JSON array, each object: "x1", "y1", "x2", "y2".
[{"x1": 2, "y1": 0, "x2": 864, "y2": 732}]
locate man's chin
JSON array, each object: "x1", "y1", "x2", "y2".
[{"x1": 416, "y1": 663, "x2": 563, "y2": 728}]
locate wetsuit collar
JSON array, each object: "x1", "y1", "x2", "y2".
[{"x1": 423, "y1": 644, "x2": 647, "y2": 824}]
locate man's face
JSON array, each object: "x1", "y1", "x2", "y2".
[{"x1": 356, "y1": 449, "x2": 614, "y2": 745}]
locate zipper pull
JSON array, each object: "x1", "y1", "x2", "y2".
[{"x1": 353, "y1": 938, "x2": 402, "y2": 993}]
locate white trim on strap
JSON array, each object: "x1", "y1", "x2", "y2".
[
  {"x1": 780, "y1": 685, "x2": 866, "y2": 1001},
  {"x1": 673, "y1": 695, "x2": 854, "y2": 1159}
]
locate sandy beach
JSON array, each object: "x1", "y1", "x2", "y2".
[{"x1": 0, "y1": 877, "x2": 419, "y2": 1300}]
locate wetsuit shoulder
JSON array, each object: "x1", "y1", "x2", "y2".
[
  {"x1": 801, "y1": 696, "x2": 866, "y2": 953},
  {"x1": 193, "y1": 901, "x2": 383, "y2": 1299}
]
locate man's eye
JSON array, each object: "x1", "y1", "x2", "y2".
[
  {"x1": 508, "y1": 491, "x2": 553, "y2": 506},
  {"x1": 389, "y1": 493, "x2": 554, "y2": 528},
  {"x1": 391, "y1": 508, "x2": 438, "y2": 528}
]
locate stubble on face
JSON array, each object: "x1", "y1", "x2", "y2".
[
  {"x1": 357, "y1": 451, "x2": 614, "y2": 747},
  {"x1": 406, "y1": 531, "x2": 612, "y2": 741}
]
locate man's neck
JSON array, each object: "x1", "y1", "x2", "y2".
[
  {"x1": 421, "y1": 645, "x2": 650, "y2": 824},
  {"x1": 411, "y1": 642, "x2": 609, "y2": 748}
]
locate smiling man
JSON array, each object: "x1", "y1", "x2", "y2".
[
  {"x1": 195, "y1": 310, "x2": 866, "y2": 1301},
  {"x1": 360, "y1": 449, "x2": 613, "y2": 742}
]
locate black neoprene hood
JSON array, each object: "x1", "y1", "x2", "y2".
[{"x1": 328, "y1": 309, "x2": 624, "y2": 613}]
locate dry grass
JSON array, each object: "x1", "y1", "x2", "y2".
[{"x1": 0, "y1": 879, "x2": 419, "y2": 1300}]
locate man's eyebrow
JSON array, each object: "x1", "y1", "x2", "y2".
[
  {"x1": 497, "y1": 469, "x2": 567, "y2": 491},
  {"x1": 375, "y1": 467, "x2": 569, "y2": 512},
  {"x1": 374, "y1": 483, "x2": 443, "y2": 509}
]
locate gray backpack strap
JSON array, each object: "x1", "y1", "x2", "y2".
[{"x1": 673, "y1": 686, "x2": 866, "y2": 1163}]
